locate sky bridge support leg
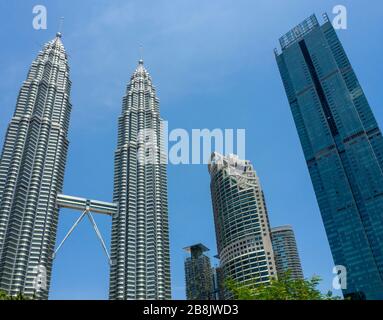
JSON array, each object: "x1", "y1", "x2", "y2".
[
  {"x1": 86, "y1": 211, "x2": 112, "y2": 265},
  {"x1": 52, "y1": 209, "x2": 111, "y2": 265},
  {"x1": 52, "y1": 209, "x2": 87, "y2": 260}
]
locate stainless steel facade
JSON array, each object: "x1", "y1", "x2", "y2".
[
  {"x1": 0, "y1": 37, "x2": 171, "y2": 300},
  {"x1": 0, "y1": 34, "x2": 71, "y2": 299},
  {"x1": 109, "y1": 60, "x2": 171, "y2": 300}
]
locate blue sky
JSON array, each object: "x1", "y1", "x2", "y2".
[{"x1": 0, "y1": 0, "x2": 382, "y2": 299}]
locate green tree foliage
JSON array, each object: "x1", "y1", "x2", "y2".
[
  {"x1": 225, "y1": 272, "x2": 341, "y2": 300},
  {"x1": 0, "y1": 290, "x2": 30, "y2": 300}
]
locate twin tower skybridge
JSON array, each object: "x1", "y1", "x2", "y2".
[{"x1": 54, "y1": 194, "x2": 117, "y2": 266}]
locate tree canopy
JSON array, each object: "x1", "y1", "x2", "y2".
[
  {"x1": 0, "y1": 290, "x2": 30, "y2": 300},
  {"x1": 225, "y1": 272, "x2": 341, "y2": 300}
]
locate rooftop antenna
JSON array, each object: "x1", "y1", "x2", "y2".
[
  {"x1": 56, "y1": 17, "x2": 64, "y2": 37},
  {"x1": 139, "y1": 44, "x2": 144, "y2": 63}
]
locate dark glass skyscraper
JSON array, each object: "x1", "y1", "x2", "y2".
[
  {"x1": 275, "y1": 14, "x2": 383, "y2": 299},
  {"x1": 184, "y1": 244, "x2": 214, "y2": 300}
]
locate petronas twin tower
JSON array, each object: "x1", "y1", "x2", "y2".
[
  {"x1": 0, "y1": 34, "x2": 71, "y2": 299},
  {"x1": 0, "y1": 34, "x2": 171, "y2": 299},
  {"x1": 110, "y1": 59, "x2": 170, "y2": 300}
]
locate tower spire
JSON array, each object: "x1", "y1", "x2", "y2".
[
  {"x1": 139, "y1": 44, "x2": 144, "y2": 64},
  {"x1": 110, "y1": 55, "x2": 171, "y2": 300},
  {"x1": 56, "y1": 16, "x2": 64, "y2": 38}
]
